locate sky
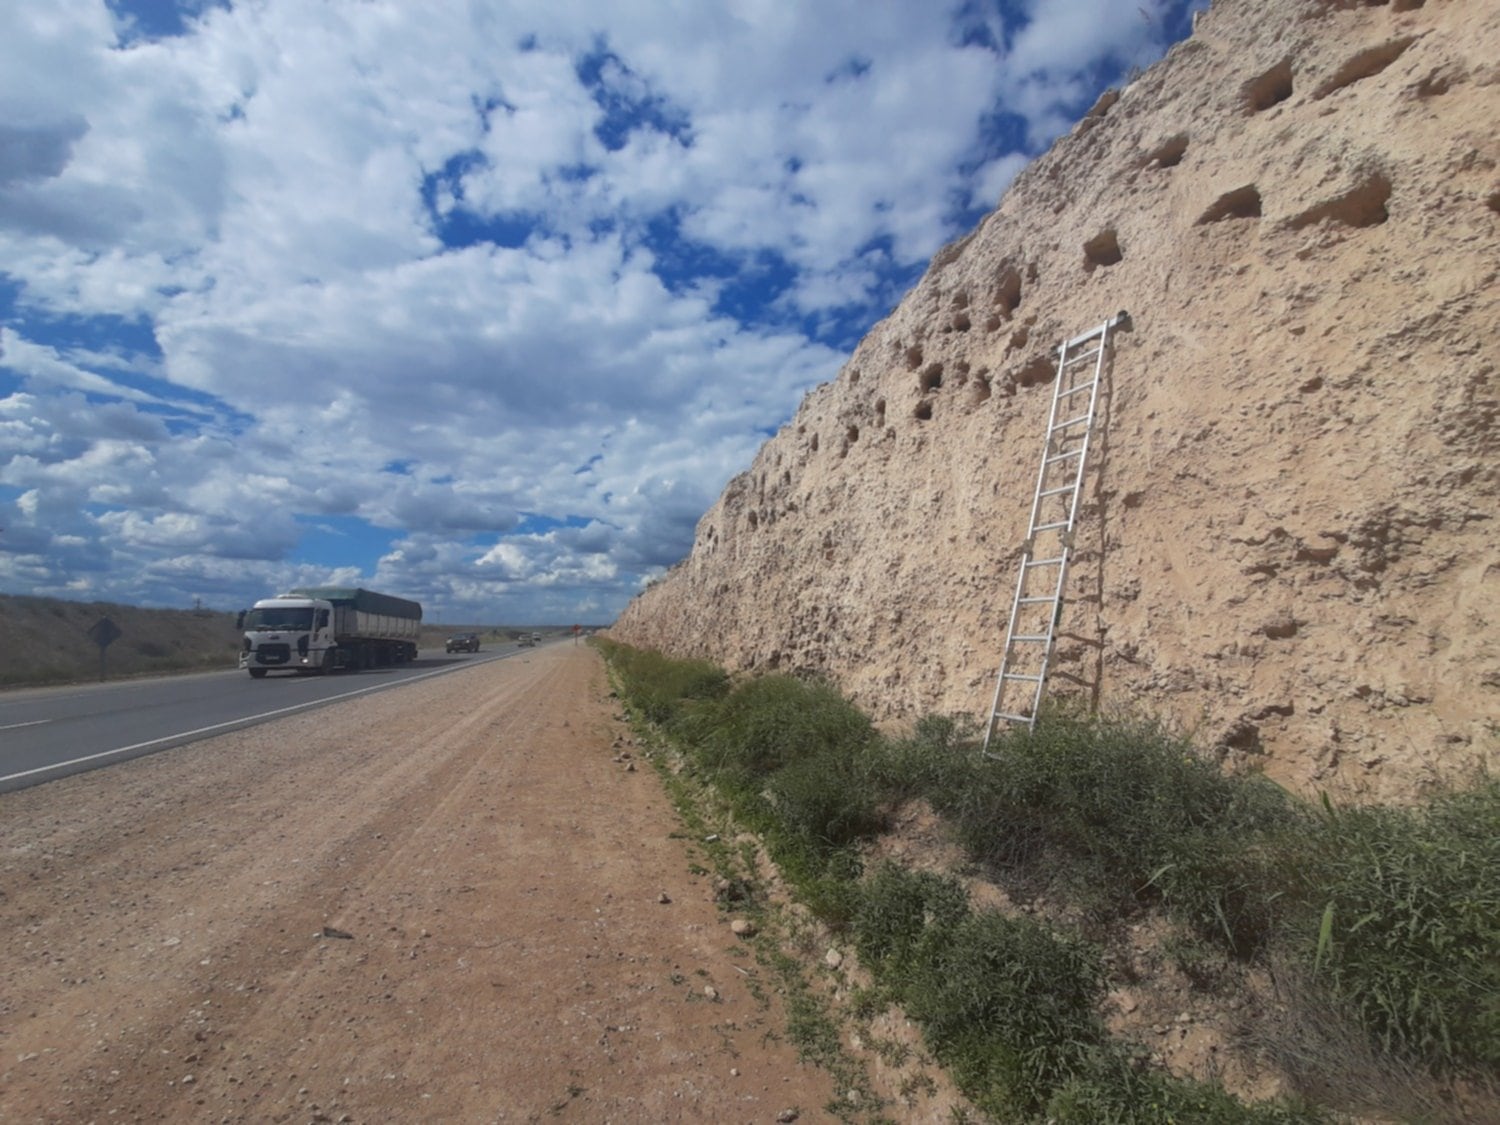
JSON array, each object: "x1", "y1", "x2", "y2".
[{"x1": 1, "y1": 0, "x2": 1205, "y2": 625}]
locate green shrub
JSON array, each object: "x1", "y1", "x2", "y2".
[
  {"x1": 691, "y1": 673, "x2": 874, "y2": 794},
  {"x1": 596, "y1": 640, "x2": 728, "y2": 725},
  {"x1": 850, "y1": 863, "x2": 969, "y2": 972},
  {"x1": 902, "y1": 908, "x2": 1107, "y2": 1117},
  {"x1": 765, "y1": 746, "x2": 885, "y2": 852},
  {"x1": 1306, "y1": 780, "x2": 1500, "y2": 1073},
  {"x1": 1047, "y1": 1052, "x2": 1326, "y2": 1124},
  {"x1": 864, "y1": 712, "x2": 978, "y2": 800},
  {"x1": 938, "y1": 716, "x2": 1303, "y2": 949}
]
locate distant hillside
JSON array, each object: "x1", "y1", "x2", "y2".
[
  {"x1": 0, "y1": 594, "x2": 582, "y2": 688},
  {"x1": 0, "y1": 594, "x2": 241, "y2": 687}
]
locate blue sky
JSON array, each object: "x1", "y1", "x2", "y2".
[{"x1": 1, "y1": 0, "x2": 1204, "y2": 624}]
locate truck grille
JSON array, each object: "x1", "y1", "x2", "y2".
[{"x1": 255, "y1": 644, "x2": 291, "y2": 666}]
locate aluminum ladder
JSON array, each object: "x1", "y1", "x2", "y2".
[{"x1": 983, "y1": 311, "x2": 1130, "y2": 752}]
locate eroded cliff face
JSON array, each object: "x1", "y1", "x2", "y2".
[{"x1": 611, "y1": 0, "x2": 1500, "y2": 802}]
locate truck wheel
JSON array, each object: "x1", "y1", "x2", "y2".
[{"x1": 249, "y1": 668, "x2": 268, "y2": 679}]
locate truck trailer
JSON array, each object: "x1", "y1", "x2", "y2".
[{"x1": 237, "y1": 586, "x2": 422, "y2": 678}]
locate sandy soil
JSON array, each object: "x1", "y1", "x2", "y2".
[{"x1": 0, "y1": 644, "x2": 840, "y2": 1123}]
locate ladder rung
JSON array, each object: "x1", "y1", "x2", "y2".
[
  {"x1": 1039, "y1": 485, "x2": 1075, "y2": 498},
  {"x1": 1009, "y1": 634, "x2": 1050, "y2": 643},
  {"x1": 1003, "y1": 673, "x2": 1044, "y2": 683},
  {"x1": 1061, "y1": 348, "x2": 1101, "y2": 367},
  {"x1": 1050, "y1": 413, "x2": 1091, "y2": 431},
  {"x1": 992, "y1": 712, "x2": 1033, "y2": 724},
  {"x1": 1018, "y1": 596, "x2": 1053, "y2": 604},
  {"x1": 1033, "y1": 520, "x2": 1070, "y2": 532},
  {"x1": 1045, "y1": 449, "x2": 1083, "y2": 465},
  {"x1": 1057, "y1": 380, "x2": 1097, "y2": 399},
  {"x1": 1024, "y1": 556, "x2": 1065, "y2": 568}
]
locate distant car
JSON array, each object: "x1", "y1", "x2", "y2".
[
  {"x1": 445, "y1": 633, "x2": 481, "y2": 653},
  {"x1": 517, "y1": 634, "x2": 535, "y2": 647}
]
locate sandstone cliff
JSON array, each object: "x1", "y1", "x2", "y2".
[{"x1": 611, "y1": 0, "x2": 1500, "y2": 802}]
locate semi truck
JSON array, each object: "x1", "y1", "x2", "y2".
[{"x1": 237, "y1": 586, "x2": 422, "y2": 678}]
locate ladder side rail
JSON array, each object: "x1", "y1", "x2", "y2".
[
  {"x1": 983, "y1": 558, "x2": 1035, "y2": 752},
  {"x1": 1021, "y1": 338, "x2": 1078, "y2": 540},
  {"x1": 1060, "y1": 321, "x2": 1114, "y2": 537}
]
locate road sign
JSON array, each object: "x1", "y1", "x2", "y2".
[
  {"x1": 88, "y1": 616, "x2": 123, "y2": 681},
  {"x1": 89, "y1": 616, "x2": 123, "y2": 648}
]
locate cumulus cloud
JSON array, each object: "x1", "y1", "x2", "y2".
[{"x1": 0, "y1": 0, "x2": 1202, "y2": 621}]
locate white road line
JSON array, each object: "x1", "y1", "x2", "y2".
[
  {"x1": 0, "y1": 661, "x2": 474, "y2": 785},
  {"x1": 1, "y1": 719, "x2": 52, "y2": 732}
]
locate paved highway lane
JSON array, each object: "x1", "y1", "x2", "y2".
[{"x1": 0, "y1": 649, "x2": 524, "y2": 793}]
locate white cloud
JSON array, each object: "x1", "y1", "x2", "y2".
[{"x1": 0, "y1": 0, "x2": 1198, "y2": 621}]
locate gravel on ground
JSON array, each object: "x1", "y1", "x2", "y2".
[{"x1": 0, "y1": 643, "x2": 838, "y2": 1123}]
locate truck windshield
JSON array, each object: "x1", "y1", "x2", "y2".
[{"x1": 243, "y1": 607, "x2": 314, "y2": 631}]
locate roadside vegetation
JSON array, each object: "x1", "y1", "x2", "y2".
[
  {"x1": 595, "y1": 637, "x2": 1499, "y2": 1124},
  {"x1": 0, "y1": 594, "x2": 240, "y2": 687}
]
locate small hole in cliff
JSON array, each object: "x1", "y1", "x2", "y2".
[
  {"x1": 904, "y1": 344, "x2": 923, "y2": 370},
  {"x1": 810, "y1": 432, "x2": 819, "y2": 452},
  {"x1": 1016, "y1": 355, "x2": 1055, "y2": 389},
  {"x1": 767, "y1": 650, "x2": 782, "y2": 670},
  {"x1": 1413, "y1": 70, "x2": 1450, "y2": 98},
  {"x1": 1392, "y1": 0, "x2": 1424, "y2": 10},
  {"x1": 970, "y1": 376, "x2": 992, "y2": 406},
  {"x1": 846, "y1": 424, "x2": 859, "y2": 444},
  {"x1": 848, "y1": 367, "x2": 861, "y2": 385},
  {"x1": 985, "y1": 313, "x2": 1002, "y2": 331},
  {"x1": 1488, "y1": 190, "x2": 1500, "y2": 215},
  {"x1": 951, "y1": 312, "x2": 971, "y2": 332},
  {"x1": 1243, "y1": 58, "x2": 1294, "y2": 114},
  {"x1": 875, "y1": 398, "x2": 886, "y2": 423},
  {"x1": 747, "y1": 510, "x2": 759, "y2": 530},
  {"x1": 919, "y1": 364, "x2": 944, "y2": 393},
  {"x1": 1142, "y1": 133, "x2": 1188, "y2": 169},
  {"x1": 1197, "y1": 185, "x2": 1262, "y2": 223},
  {"x1": 994, "y1": 267, "x2": 1023, "y2": 315},
  {"x1": 1288, "y1": 171, "x2": 1391, "y2": 230},
  {"x1": 1314, "y1": 37, "x2": 1416, "y2": 99},
  {"x1": 1300, "y1": 375, "x2": 1324, "y2": 393},
  {"x1": 953, "y1": 291, "x2": 970, "y2": 309},
  {"x1": 1083, "y1": 229, "x2": 1123, "y2": 271},
  {"x1": 914, "y1": 400, "x2": 933, "y2": 421}
]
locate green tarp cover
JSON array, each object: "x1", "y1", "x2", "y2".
[{"x1": 287, "y1": 587, "x2": 422, "y2": 621}]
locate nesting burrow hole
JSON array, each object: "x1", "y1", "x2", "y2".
[
  {"x1": 1198, "y1": 184, "x2": 1263, "y2": 223},
  {"x1": 1141, "y1": 133, "x2": 1188, "y2": 169},
  {"x1": 1016, "y1": 355, "x2": 1055, "y2": 389},
  {"x1": 1083, "y1": 229, "x2": 1123, "y2": 271},
  {"x1": 1314, "y1": 37, "x2": 1416, "y2": 99},
  {"x1": 914, "y1": 400, "x2": 933, "y2": 422},
  {"x1": 919, "y1": 363, "x2": 944, "y2": 394},
  {"x1": 1243, "y1": 58, "x2": 1294, "y2": 113},
  {"x1": 1288, "y1": 171, "x2": 1391, "y2": 230}
]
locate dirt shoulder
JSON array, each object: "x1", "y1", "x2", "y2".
[{"x1": 0, "y1": 644, "x2": 840, "y2": 1123}]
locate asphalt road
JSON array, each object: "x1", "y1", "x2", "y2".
[{"x1": 0, "y1": 647, "x2": 528, "y2": 794}]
